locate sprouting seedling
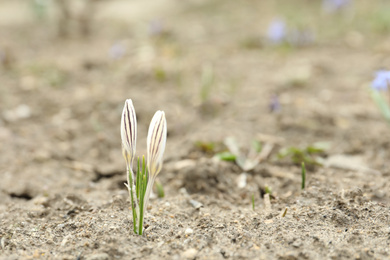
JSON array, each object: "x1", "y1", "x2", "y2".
[
  {"x1": 301, "y1": 162, "x2": 306, "y2": 190},
  {"x1": 121, "y1": 99, "x2": 167, "y2": 235},
  {"x1": 216, "y1": 137, "x2": 265, "y2": 172},
  {"x1": 264, "y1": 185, "x2": 272, "y2": 195},
  {"x1": 251, "y1": 194, "x2": 255, "y2": 211},
  {"x1": 277, "y1": 142, "x2": 329, "y2": 167}
]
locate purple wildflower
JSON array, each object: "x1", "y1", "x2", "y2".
[
  {"x1": 267, "y1": 18, "x2": 286, "y2": 44},
  {"x1": 109, "y1": 42, "x2": 126, "y2": 60},
  {"x1": 322, "y1": 0, "x2": 351, "y2": 13},
  {"x1": 269, "y1": 94, "x2": 281, "y2": 112},
  {"x1": 371, "y1": 70, "x2": 390, "y2": 91}
]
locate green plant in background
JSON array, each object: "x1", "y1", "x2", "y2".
[
  {"x1": 216, "y1": 137, "x2": 263, "y2": 172},
  {"x1": 194, "y1": 141, "x2": 217, "y2": 154},
  {"x1": 369, "y1": 7, "x2": 390, "y2": 33},
  {"x1": 121, "y1": 99, "x2": 167, "y2": 235},
  {"x1": 370, "y1": 70, "x2": 390, "y2": 123},
  {"x1": 154, "y1": 66, "x2": 167, "y2": 82},
  {"x1": 277, "y1": 142, "x2": 329, "y2": 167},
  {"x1": 264, "y1": 185, "x2": 272, "y2": 195},
  {"x1": 30, "y1": 0, "x2": 49, "y2": 20},
  {"x1": 301, "y1": 162, "x2": 306, "y2": 190},
  {"x1": 155, "y1": 181, "x2": 165, "y2": 198}
]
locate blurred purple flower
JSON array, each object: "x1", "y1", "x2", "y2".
[
  {"x1": 371, "y1": 70, "x2": 390, "y2": 91},
  {"x1": 322, "y1": 0, "x2": 351, "y2": 13},
  {"x1": 267, "y1": 18, "x2": 286, "y2": 44},
  {"x1": 149, "y1": 19, "x2": 163, "y2": 36},
  {"x1": 269, "y1": 94, "x2": 281, "y2": 112},
  {"x1": 109, "y1": 42, "x2": 126, "y2": 60}
]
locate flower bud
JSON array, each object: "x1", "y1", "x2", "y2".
[
  {"x1": 146, "y1": 111, "x2": 167, "y2": 177},
  {"x1": 121, "y1": 99, "x2": 137, "y2": 168}
]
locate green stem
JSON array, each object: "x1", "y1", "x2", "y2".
[
  {"x1": 138, "y1": 158, "x2": 145, "y2": 235},
  {"x1": 127, "y1": 166, "x2": 137, "y2": 233},
  {"x1": 136, "y1": 158, "x2": 141, "y2": 200},
  {"x1": 301, "y1": 162, "x2": 306, "y2": 190}
]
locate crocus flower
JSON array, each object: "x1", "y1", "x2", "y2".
[
  {"x1": 121, "y1": 99, "x2": 137, "y2": 169},
  {"x1": 147, "y1": 111, "x2": 167, "y2": 178},
  {"x1": 371, "y1": 70, "x2": 390, "y2": 91},
  {"x1": 144, "y1": 110, "x2": 167, "y2": 209}
]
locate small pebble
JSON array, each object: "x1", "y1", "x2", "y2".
[
  {"x1": 189, "y1": 199, "x2": 203, "y2": 209},
  {"x1": 185, "y1": 228, "x2": 194, "y2": 235},
  {"x1": 85, "y1": 253, "x2": 110, "y2": 260},
  {"x1": 237, "y1": 173, "x2": 247, "y2": 188},
  {"x1": 179, "y1": 187, "x2": 188, "y2": 195},
  {"x1": 181, "y1": 248, "x2": 197, "y2": 259},
  {"x1": 3, "y1": 104, "x2": 31, "y2": 122}
]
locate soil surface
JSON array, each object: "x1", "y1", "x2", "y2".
[{"x1": 1, "y1": 0, "x2": 390, "y2": 259}]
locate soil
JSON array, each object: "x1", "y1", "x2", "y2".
[{"x1": 1, "y1": 0, "x2": 390, "y2": 259}]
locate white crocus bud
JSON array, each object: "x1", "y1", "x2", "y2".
[
  {"x1": 144, "y1": 110, "x2": 167, "y2": 209},
  {"x1": 147, "y1": 111, "x2": 167, "y2": 178},
  {"x1": 121, "y1": 99, "x2": 137, "y2": 169}
]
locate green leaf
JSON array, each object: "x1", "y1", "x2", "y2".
[
  {"x1": 194, "y1": 141, "x2": 215, "y2": 153},
  {"x1": 301, "y1": 162, "x2": 306, "y2": 190},
  {"x1": 252, "y1": 140, "x2": 262, "y2": 153},
  {"x1": 216, "y1": 152, "x2": 237, "y2": 161}
]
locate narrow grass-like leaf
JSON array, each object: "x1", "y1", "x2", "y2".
[
  {"x1": 301, "y1": 162, "x2": 306, "y2": 190},
  {"x1": 135, "y1": 158, "x2": 139, "y2": 200},
  {"x1": 128, "y1": 167, "x2": 137, "y2": 233}
]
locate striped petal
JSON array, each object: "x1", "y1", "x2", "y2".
[
  {"x1": 121, "y1": 99, "x2": 137, "y2": 167},
  {"x1": 146, "y1": 111, "x2": 167, "y2": 177}
]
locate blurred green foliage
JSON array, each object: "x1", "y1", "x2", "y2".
[{"x1": 278, "y1": 142, "x2": 330, "y2": 167}]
